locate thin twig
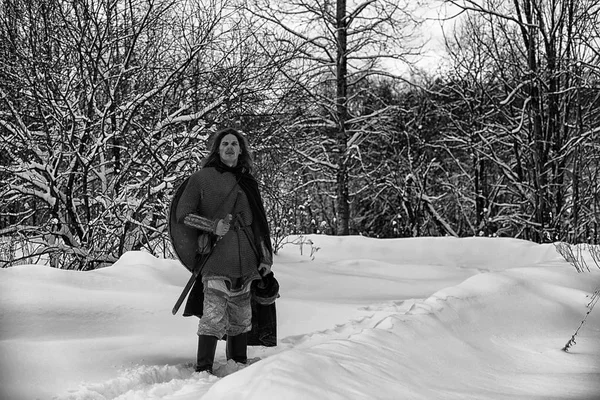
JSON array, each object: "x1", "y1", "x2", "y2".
[{"x1": 562, "y1": 288, "x2": 600, "y2": 352}]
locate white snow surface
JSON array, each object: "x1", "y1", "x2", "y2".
[{"x1": 1, "y1": 235, "x2": 599, "y2": 400}]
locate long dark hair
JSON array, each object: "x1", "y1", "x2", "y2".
[{"x1": 202, "y1": 128, "x2": 253, "y2": 172}]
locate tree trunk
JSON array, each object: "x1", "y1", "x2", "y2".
[{"x1": 335, "y1": 0, "x2": 350, "y2": 235}]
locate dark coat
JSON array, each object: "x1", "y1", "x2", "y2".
[
  {"x1": 169, "y1": 163, "x2": 277, "y2": 346},
  {"x1": 176, "y1": 166, "x2": 262, "y2": 287}
]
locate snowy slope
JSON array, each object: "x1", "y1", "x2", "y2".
[{"x1": 1, "y1": 236, "x2": 599, "y2": 400}]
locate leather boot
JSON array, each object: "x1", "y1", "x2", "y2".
[
  {"x1": 195, "y1": 335, "x2": 218, "y2": 373},
  {"x1": 226, "y1": 333, "x2": 248, "y2": 364}
]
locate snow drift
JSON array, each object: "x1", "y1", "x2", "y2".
[{"x1": 1, "y1": 236, "x2": 599, "y2": 400}]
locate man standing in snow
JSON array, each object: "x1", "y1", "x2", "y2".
[{"x1": 175, "y1": 128, "x2": 274, "y2": 374}]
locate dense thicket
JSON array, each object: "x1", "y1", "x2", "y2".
[{"x1": 1, "y1": 0, "x2": 599, "y2": 269}]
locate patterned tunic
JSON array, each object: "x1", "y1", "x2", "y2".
[{"x1": 176, "y1": 167, "x2": 262, "y2": 287}]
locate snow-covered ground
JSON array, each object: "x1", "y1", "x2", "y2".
[{"x1": 1, "y1": 236, "x2": 599, "y2": 400}]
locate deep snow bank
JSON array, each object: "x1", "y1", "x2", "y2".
[
  {"x1": 202, "y1": 237, "x2": 600, "y2": 400},
  {"x1": 1, "y1": 236, "x2": 599, "y2": 400}
]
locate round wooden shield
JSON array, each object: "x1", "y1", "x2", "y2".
[{"x1": 168, "y1": 176, "x2": 197, "y2": 272}]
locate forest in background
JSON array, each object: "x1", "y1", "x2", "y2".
[{"x1": 1, "y1": 0, "x2": 599, "y2": 269}]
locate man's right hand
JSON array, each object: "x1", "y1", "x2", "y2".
[{"x1": 215, "y1": 214, "x2": 232, "y2": 237}]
